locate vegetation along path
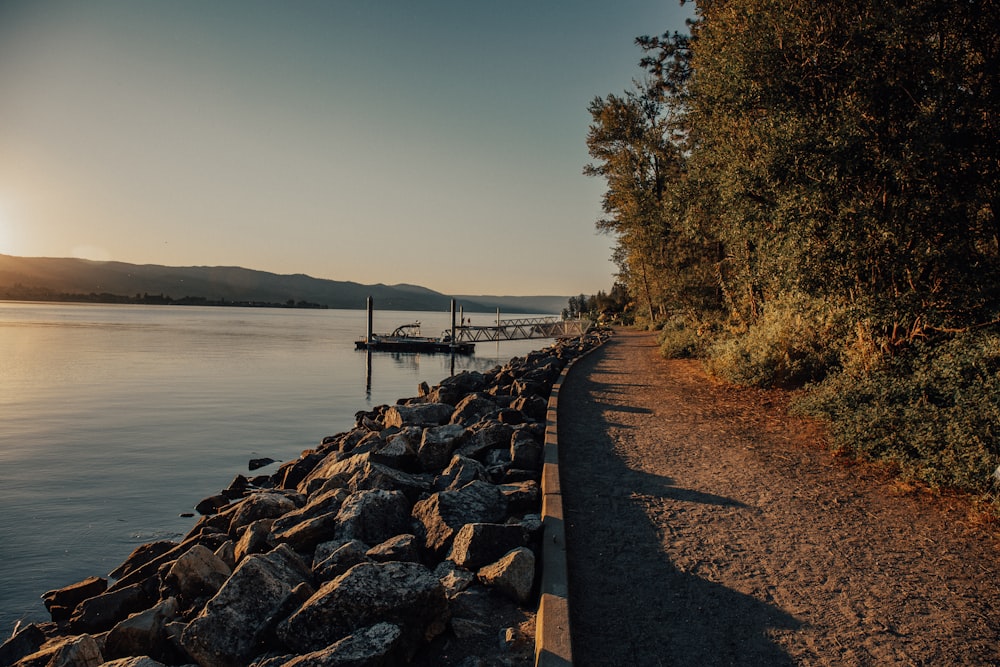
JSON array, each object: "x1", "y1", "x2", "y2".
[{"x1": 558, "y1": 329, "x2": 999, "y2": 666}]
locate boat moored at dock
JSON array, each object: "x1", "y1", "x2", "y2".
[{"x1": 355, "y1": 322, "x2": 475, "y2": 354}]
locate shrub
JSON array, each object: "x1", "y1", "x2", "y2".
[
  {"x1": 658, "y1": 313, "x2": 723, "y2": 359},
  {"x1": 705, "y1": 293, "x2": 845, "y2": 388},
  {"x1": 794, "y1": 330, "x2": 1000, "y2": 493}
]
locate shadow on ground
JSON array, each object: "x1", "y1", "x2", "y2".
[{"x1": 559, "y1": 341, "x2": 800, "y2": 666}]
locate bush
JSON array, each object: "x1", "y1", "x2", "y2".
[
  {"x1": 705, "y1": 294, "x2": 845, "y2": 388},
  {"x1": 658, "y1": 314, "x2": 721, "y2": 359},
  {"x1": 793, "y1": 331, "x2": 1000, "y2": 493}
]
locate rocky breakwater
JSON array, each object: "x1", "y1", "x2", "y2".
[{"x1": 3, "y1": 330, "x2": 609, "y2": 667}]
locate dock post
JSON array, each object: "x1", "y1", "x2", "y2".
[
  {"x1": 450, "y1": 299, "x2": 457, "y2": 349},
  {"x1": 366, "y1": 296, "x2": 373, "y2": 344}
]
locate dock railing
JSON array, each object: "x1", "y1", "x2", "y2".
[{"x1": 453, "y1": 316, "x2": 591, "y2": 343}]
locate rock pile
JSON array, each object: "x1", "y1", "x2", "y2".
[{"x1": 3, "y1": 331, "x2": 608, "y2": 667}]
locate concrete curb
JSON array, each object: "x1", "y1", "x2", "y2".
[{"x1": 535, "y1": 336, "x2": 607, "y2": 667}]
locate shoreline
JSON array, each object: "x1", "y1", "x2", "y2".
[{"x1": 2, "y1": 330, "x2": 609, "y2": 667}]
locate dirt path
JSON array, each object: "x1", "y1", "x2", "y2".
[{"x1": 558, "y1": 329, "x2": 999, "y2": 666}]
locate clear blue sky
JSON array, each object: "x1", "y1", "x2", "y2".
[{"x1": 0, "y1": 1, "x2": 693, "y2": 296}]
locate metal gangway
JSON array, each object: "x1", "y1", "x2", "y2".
[{"x1": 453, "y1": 315, "x2": 591, "y2": 342}]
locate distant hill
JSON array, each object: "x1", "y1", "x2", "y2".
[{"x1": 0, "y1": 254, "x2": 566, "y2": 313}]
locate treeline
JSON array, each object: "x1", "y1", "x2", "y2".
[
  {"x1": 0, "y1": 283, "x2": 328, "y2": 309},
  {"x1": 587, "y1": 1, "x2": 1000, "y2": 498}
]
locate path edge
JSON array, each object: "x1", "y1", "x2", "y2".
[{"x1": 535, "y1": 334, "x2": 608, "y2": 667}]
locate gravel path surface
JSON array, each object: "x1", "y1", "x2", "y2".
[{"x1": 558, "y1": 329, "x2": 999, "y2": 666}]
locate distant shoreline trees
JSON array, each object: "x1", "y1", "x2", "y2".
[{"x1": 0, "y1": 283, "x2": 328, "y2": 309}]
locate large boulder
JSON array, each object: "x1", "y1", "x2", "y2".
[
  {"x1": 109, "y1": 541, "x2": 177, "y2": 581},
  {"x1": 279, "y1": 622, "x2": 403, "y2": 667},
  {"x1": 42, "y1": 576, "x2": 107, "y2": 621},
  {"x1": 366, "y1": 534, "x2": 420, "y2": 563},
  {"x1": 69, "y1": 581, "x2": 157, "y2": 634},
  {"x1": 314, "y1": 540, "x2": 371, "y2": 582},
  {"x1": 334, "y1": 489, "x2": 411, "y2": 546},
  {"x1": 509, "y1": 430, "x2": 542, "y2": 471},
  {"x1": 159, "y1": 544, "x2": 231, "y2": 605},
  {"x1": 434, "y1": 454, "x2": 488, "y2": 492},
  {"x1": 383, "y1": 403, "x2": 453, "y2": 428},
  {"x1": 439, "y1": 370, "x2": 488, "y2": 395},
  {"x1": 411, "y1": 480, "x2": 507, "y2": 557},
  {"x1": 180, "y1": 545, "x2": 311, "y2": 667},
  {"x1": 458, "y1": 422, "x2": 513, "y2": 461},
  {"x1": 14, "y1": 634, "x2": 103, "y2": 667},
  {"x1": 447, "y1": 523, "x2": 528, "y2": 571},
  {"x1": 103, "y1": 597, "x2": 180, "y2": 662},
  {"x1": 234, "y1": 518, "x2": 277, "y2": 562},
  {"x1": 276, "y1": 561, "x2": 448, "y2": 658},
  {"x1": 272, "y1": 488, "x2": 350, "y2": 534},
  {"x1": 297, "y1": 452, "x2": 370, "y2": 495},
  {"x1": 417, "y1": 424, "x2": 467, "y2": 471},
  {"x1": 449, "y1": 393, "x2": 499, "y2": 426},
  {"x1": 477, "y1": 547, "x2": 536, "y2": 604},
  {"x1": 346, "y1": 462, "x2": 433, "y2": 501},
  {"x1": 227, "y1": 492, "x2": 298, "y2": 534},
  {"x1": 271, "y1": 511, "x2": 341, "y2": 553},
  {"x1": 0, "y1": 623, "x2": 45, "y2": 666}
]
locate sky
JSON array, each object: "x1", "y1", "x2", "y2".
[{"x1": 0, "y1": 1, "x2": 693, "y2": 296}]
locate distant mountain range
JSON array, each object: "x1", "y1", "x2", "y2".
[{"x1": 0, "y1": 254, "x2": 569, "y2": 314}]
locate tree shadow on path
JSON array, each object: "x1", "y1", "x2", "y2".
[{"x1": 559, "y1": 341, "x2": 801, "y2": 666}]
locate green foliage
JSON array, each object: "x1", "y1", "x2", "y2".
[
  {"x1": 587, "y1": 0, "x2": 1000, "y2": 496},
  {"x1": 657, "y1": 313, "x2": 721, "y2": 359},
  {"x1": 794, "y1": 331, "x2": 1000, "y2": 492},
  {"x1": 704, "y1": 293, "x2": 846, "y2": 388}
]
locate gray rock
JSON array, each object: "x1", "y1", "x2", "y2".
[
  {"x1": 439, "y1": 371, "x2": 487, "y2": 394},
  {"x1": 434, "y1": 454, "x2": 488, "y2": 492},
  {"x1": 434, "y1": 561, "x2": 476, "y2": 598},
  {"x1": 234, "y1": 518, "x2": 276, "y2": 563},
  {"x1": 448, "y1": 523, "x2": 528, "y2": 571},
  {"x1": 368, "y1": 432, "x2": 418, "y2": 471},
  {"x1": 458, "y1": 422, "x2": 513, "y2": 461},
  {"x1": 334, "y1": 489, "x2": 411, "y2": 546},
  {"x1": 499, "y1": 480, "x2": 541, "y2": 514},
  {"x1": 195, "y1": 494, "x2": 230, "y2": 516},
  {"x1": 104, "y1": 597, "x2": 179, "y2": 662},
  {"x1": 42, "y1": 576, "x2": 107, "y2": 621},
  {"x1": 277, "y1": 561, "x2": 448, "y2": 658},
  {"x1": 69, "y1": 581, "x2": 156, "y2": 634},
  {"x1": 449, "y1": 393, "x2": 500, "y2": 426},
  {"x1": 0, "y1": 623, "x2": 45, "y2": 666},
  {"x1": 347, "y1": 462, "x2": 433, "y2": 501},
  {"x1": 180, "y1": 545, "x2": 310, "y2": 667},
  {"x1": 418, "y1": 424, "x2": 467, "y2": 471},
  {"x1": 411, "y1": 480, "x2": 508, "y2": 558},
  {"x1": 314, "y1": 540, "x2": 372, "y2": 581},
  {"x1": 109, "y1": 541, "x2": 177, "y2": 581},
  {"x1": 272, "y1": 487, "x2": 350, "y2": 534},
  {"x1": 280, "y1": 622, "x2": 403, "y2": 667},
  {"x1": 366, "y1": 534, "x2": 420, "y2": 563},
  {"x1": 383, "y1": 403, "x2": 453, "y2": 428},
  {"x1": 509, "y1": 431, "x2": 542, "y2": 471},
  {"x1": 228, "y1": 492, "x2": 298, "y2": 535},
  {"x1": 510, "y1": 394, "x2": 548, "y2": 422},
  {"x1": 477, "y1": 547, "x2": 536, "y2": 604},
  {"x1": 271, "y1": 511, "x2": 340, "y2": 553},
  {"x1": 297, "y1": 452, "x2": 370, "y2": 495},
  {"x1": 18, "y1": 634, "x2": 103, "y2": 667},
  {"x1": 160, "y1": 543, "x2": 232, "y2": 604}
]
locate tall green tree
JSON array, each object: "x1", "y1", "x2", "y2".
[{"x1": 682, "y1": 0, "x2": 1000, "y2": 341}]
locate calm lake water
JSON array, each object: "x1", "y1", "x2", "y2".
[{"x1": 0, "y1": 302, "x2": 551, "y2": 634}]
